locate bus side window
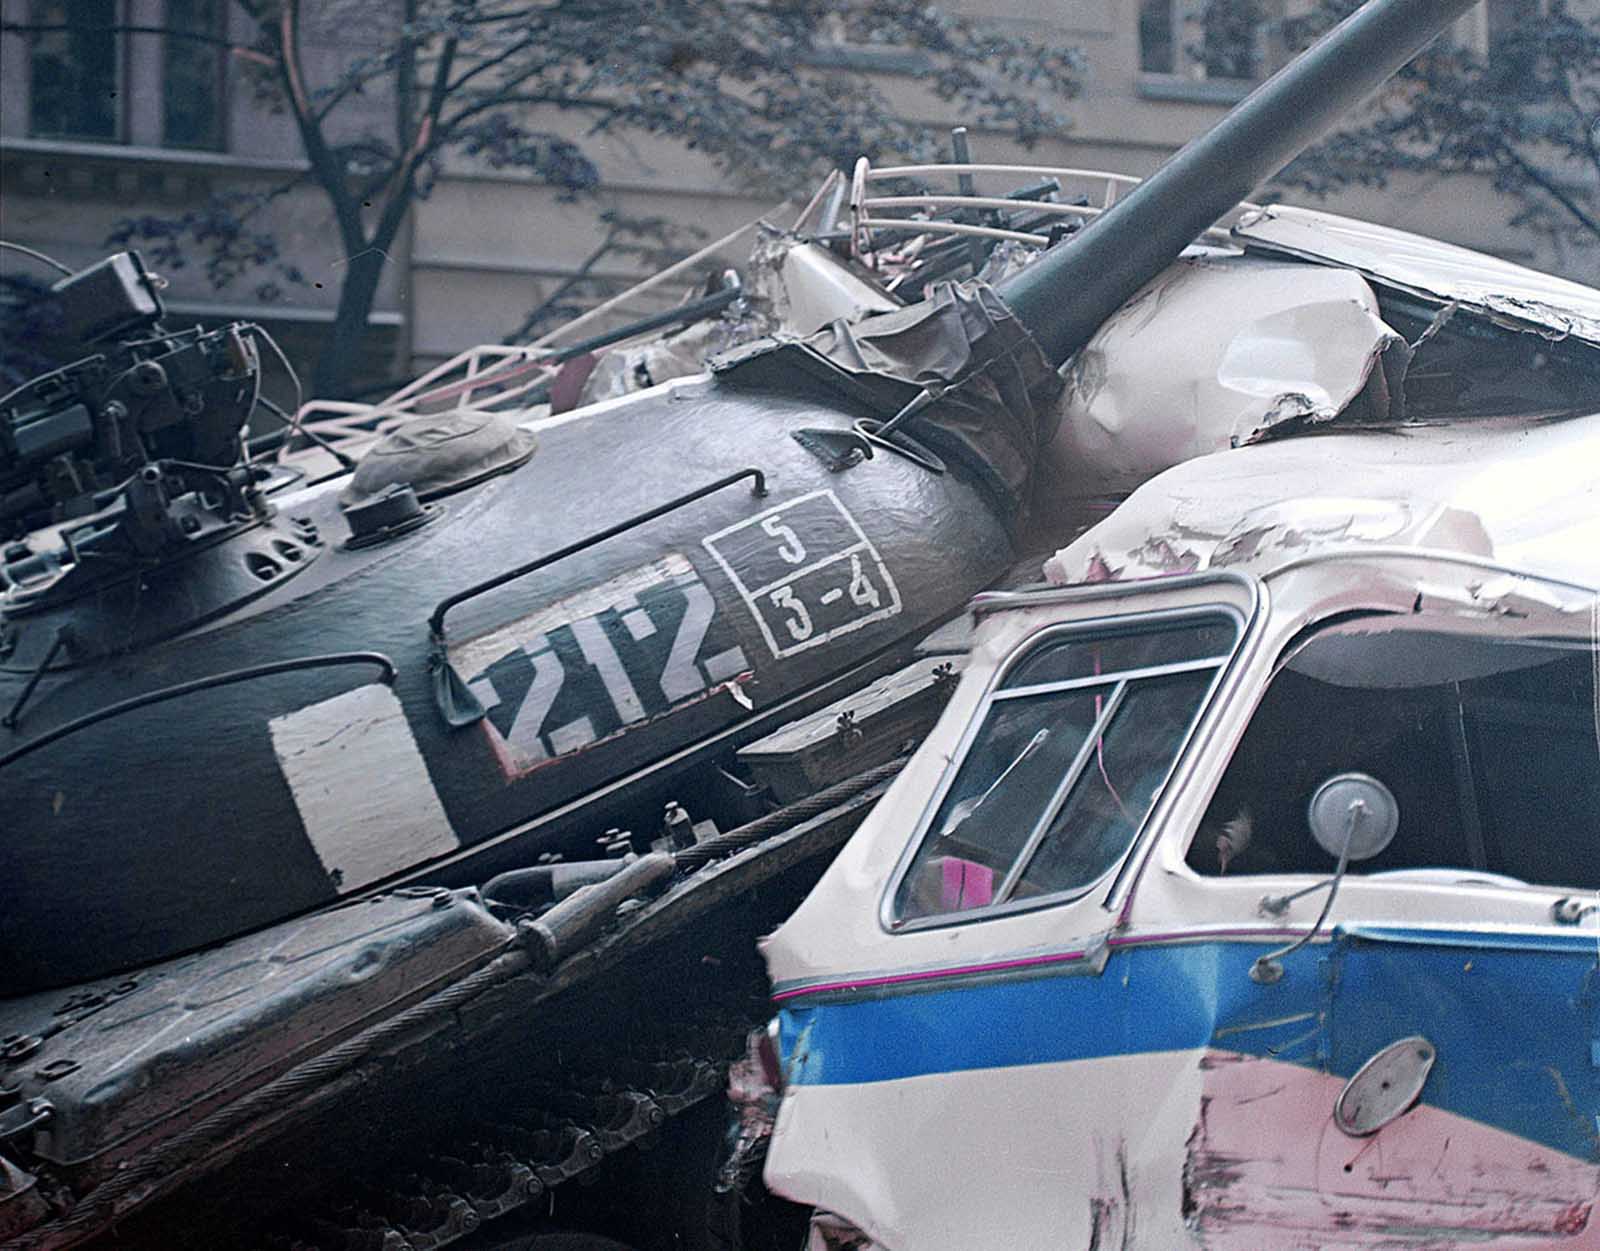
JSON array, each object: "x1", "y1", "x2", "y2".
[{"x1": 1189, "y1": 629, "x2": 1600, "y2": 890}]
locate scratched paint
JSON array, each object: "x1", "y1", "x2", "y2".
[
  {"x1": 455, "y1": 554, "x2": 751, "y2": 777},
  {"x1": 1187, "y1": 1051, "x2": 1597, "y2": 1248}
]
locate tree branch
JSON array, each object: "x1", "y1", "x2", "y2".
[
  {"x1": 311, "y1": 54, "x2": 404, "y2": 125},
  {"x1": 434, "y1": 92, "x2": 619, "y2": 147},
  {"x1": 1, "y1": 21, "x2": 233, "y2": 46},
  {"x1": 1502, "y1": 145, "x2": 1600, "y2": 241},
  {"x1": 371, "y1": 32, "x2": 456, "y2": 253},
  {"x1": 268, "y1": 2, "x2": 366, "y2": 254},
  {"x1": 443, "y1": 32, "x2": 546, "y2": 96}
]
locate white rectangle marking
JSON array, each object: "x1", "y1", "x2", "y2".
[{"x1": 269, "y1": 683, "x2": 457, "y2": 893}]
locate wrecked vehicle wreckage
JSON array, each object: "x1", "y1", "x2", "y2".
[
  {"x1": 755, "y1": 409, "x2": 1600, "y2": 1251},
  {"x1": 1, "y1": 0, "x2": 1596, "y2": 1245}
]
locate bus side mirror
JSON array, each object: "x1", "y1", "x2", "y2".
[{"x1": 1308, "y1": 772, "x2": 1399, "y2": 863}]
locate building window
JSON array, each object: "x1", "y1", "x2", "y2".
[
  {"x1": 24, "y1": 0, "x2": 229, "y2": 150},
  {"x1": 162, "y1": 0, "x2": 227, "y2": 150},
  {"x1": 29, "y1": 0, "x2": 122, "y2": 141},
  {"x1": 1139, "y1": 0, "x2": 1177, "y2": 73},
  {"x1": 1187, "y1": 626, "x2": 1600, "y2": 890},
  {"x1": 1139, "y1": 0, "x2": 1268, "y2": 83}
]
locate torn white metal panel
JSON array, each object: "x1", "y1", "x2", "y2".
[
  {"x1": 766, "y1": 1051, "x2": 1203, "y2": 1249},
  {"x1": 748, "y1": 230, "x2": 900, "y2": 337},
  {"x1": 1046, "y1": 256, "x2": 1404, "y2": 500},
  {"x1": 576, "y1": 233, "x2": 898, "y2": 406},
  {"x1": 1234, "y1": 205, "x2": 1600, "y2": 345},
  {"x1": 577, "y1": 306, "x2": 775, "y2": 405},
  {"x1": 1042, "y1": 413, "x2": 1600, "y2": 589}
]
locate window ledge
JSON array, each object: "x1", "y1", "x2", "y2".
[
  {"x1": 1, "y1": 136, "x2": 308, "y2": 175},
  {"x1": 801, "y1": 44, "x2": 932, "y2": 75},
  {"x1": 1136, "y1": 74, "x2": 1254, "y2": 105},
  {"x1": 164, "y1": 298, "x2": 402, "y2": 326}
]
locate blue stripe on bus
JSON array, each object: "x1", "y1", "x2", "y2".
[{"x1": 778, "y1": 927, "x2": 1600, "y2": 1162}]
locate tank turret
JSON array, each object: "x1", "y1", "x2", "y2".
[{"x1": 0, "y1": 0, "x2": 1477, "y2": 1025}]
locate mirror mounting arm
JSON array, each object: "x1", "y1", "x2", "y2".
[
  {"x1": 1249, "y1": 836, "x2": 1355, "y2": 984},
  {"x1": 1248, "y1": 774, "x2": 1399, "y2": 985},
  {"x1": 1258, "y1": 877, "x2": 1330, "y2": 918}
]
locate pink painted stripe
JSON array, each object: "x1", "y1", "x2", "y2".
[
  {"x1": 772, "y1": 925, "x2": 1310, "y2": 1002},
  {"x1": 773, "y1": 948, "x2": 1091, "y2": 1001}
]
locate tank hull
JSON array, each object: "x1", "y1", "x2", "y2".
[{"x1": 0, "y1": 379, "x2": 1013, "y2": 993}]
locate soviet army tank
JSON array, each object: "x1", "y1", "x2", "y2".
[{"x1": 0, "y1": 0, "x2": 1496, "y2": 1244}]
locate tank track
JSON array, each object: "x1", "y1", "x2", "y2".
[
  {"x1": 49, "y1": 767, "x2": 898, "y2": 1251},
  {"x1": 271, "y1": 1021, "x2": 746, "y2": 1251}
]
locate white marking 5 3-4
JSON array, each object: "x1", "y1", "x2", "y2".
[{"x1": 703, "y1": 490, "x2": 901, "y2": 659}]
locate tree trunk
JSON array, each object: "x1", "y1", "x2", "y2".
[{"x1": 313, "y1": 246, "x2": 387, "y2": 399}]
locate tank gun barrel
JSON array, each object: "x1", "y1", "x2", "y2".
[{"x1": 996, "y1": 0, "x2": 1478, "y2": 367}]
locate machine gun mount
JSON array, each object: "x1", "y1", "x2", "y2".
[{"x1": 0, "y1": 252, "x2": 311, "y2": 637}]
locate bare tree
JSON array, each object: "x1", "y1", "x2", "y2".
[
  {"x1": 1274, "y1": 0, "x2": 1599, "y2": 254},
  {"x1": 10, "y1": 1, "x2": 1083, "y2": 396}
]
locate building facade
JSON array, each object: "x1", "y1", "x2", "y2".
[{"x1": 2, "y1": 0, "x2": 1594, "y2": 393}]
